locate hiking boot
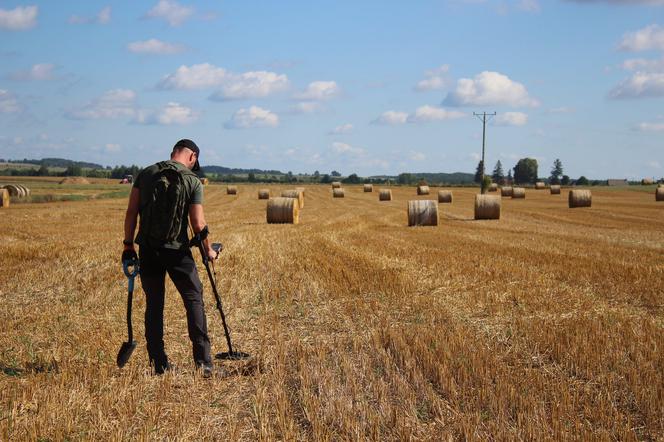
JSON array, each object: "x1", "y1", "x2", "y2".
[{"x1": 198, "y1": 362, "x2": 226, "y2": 379}]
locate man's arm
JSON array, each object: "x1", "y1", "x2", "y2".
[
  {"x1": 123, "y1": 187, "x2": 140, "y2": 251},
  {"x1": 189, "y1": 203, "x2": 218, "y2": 261}
]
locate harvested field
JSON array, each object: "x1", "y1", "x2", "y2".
[{"x1": 0, "y1": 184, "x2": 663, "y2": 440}]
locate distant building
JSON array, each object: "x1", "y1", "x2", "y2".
[{"x1": 607, "y1": 179, "x2": 628, "y2": 186}]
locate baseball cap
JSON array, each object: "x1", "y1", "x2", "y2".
[{"x1": 174, "y1": 139, "x2": 200, "y2": 171}]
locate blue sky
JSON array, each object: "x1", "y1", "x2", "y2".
[{"x1": 1, "y1": 0, "x2": 663, "y2": 178}]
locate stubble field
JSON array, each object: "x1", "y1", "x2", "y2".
[{"x1": 1, "y1": 180, "x2": 663, "y2": 441}]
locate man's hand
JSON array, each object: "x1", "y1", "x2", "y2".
[
  {"x1": 122, "y1": 247, "x2": 138, "y2": 264},
  {"x1": 206, "y1": 247, "x2": 219, "y2": 262}
]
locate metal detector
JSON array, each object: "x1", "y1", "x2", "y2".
[
  {"x1": 117, "y1": 257, "x2": 139, "y2": 367},
  {"x1": 190, "y1": 228, "x2": 251, "y2": 361}
]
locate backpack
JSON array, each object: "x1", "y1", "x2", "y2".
[{"x1": 140, "y1": 162, "x2": 194, "y2": 246}]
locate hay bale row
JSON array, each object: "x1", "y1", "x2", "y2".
[
  {"x1": 417, "y1": 185, "x2": 430, "y2": 195},
  {"x1": 512, "y1": 187, "x2": 526, "y2": 199},
  {"x1": 227, "y1": 186, "x2": 237, "y2": 195},
  {"x1": 501, "y1": 186, "x2": 513, "y2": 197},
  {"x1": 550, "y1": 185, "x2": 561, "y2": 195},
  {"x1": 655, "y1": 187, "x2": 664, "y2": 202},
  {"x1": 407, "y1": 200, "x2": 438, "y2": 226},
  {"x1": 488, "y1": 183, "x2": 498, "y2": 192},
  {"x1": 267, "y1": 197, "x2": 299, "y2": 224},
  {"x1": 2, "y1": 184, "x2": 29, "y2": 198},
  {"x1": 363, "y1": 184, "x2": 373, "y2": 192},
  {"x1": 569, "y1": 189, "x2": 592, "y2": 208},
  {"x1": 281, "y1": 189, "x2": 304, "y2": 208},
  {"x1": 258, "y1": 189, "x2": 270, "y2": 199},
  {"x1": 438, "y1": 190, "x2": 452, "y2": 203},
  {"x1": 333, "y1": 188, "x2": 345, "y2": 198},
  {"x1": 474, "y1": 194, "x2": 501, "y2": 220},
  {"x1": 0, "y1": 188, "x2": 9, "y2": 208},
  {"x1": 535, "y1": 182, "x2": 546, "y2": 190},
  {"x1": 379, "y1": 189, "x2": 392, "y2": 201}
]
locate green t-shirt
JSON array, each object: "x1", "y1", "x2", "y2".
[{"x1": 133, "y1": 160, "x2": 203, "y2": 250}]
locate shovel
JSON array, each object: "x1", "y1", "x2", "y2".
[{"x1": 117, "y1": 257, "x2": 140, "y2": 368}]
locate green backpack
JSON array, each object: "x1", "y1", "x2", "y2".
[{"x1": 140, "y1": 162, "x2": 194, "y2": 246}]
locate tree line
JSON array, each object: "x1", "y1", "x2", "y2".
[{"x1": 475, "y1": 158, "x2": 578, "y2": 185}]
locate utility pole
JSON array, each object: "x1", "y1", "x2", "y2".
[{"x1": 474, "y1": 112, "x2": 496, "y2": 194}]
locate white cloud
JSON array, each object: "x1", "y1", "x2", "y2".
[
  {"x1": 547, "y1": 106, "x2": 575, "y2": 113},
  {"x1": 158, "y1": 64, "x2": 289, "y2": 101},
  {"x1": 69, "y1": 6, "x2": 111, "y2": 25},
  {"x1": 415, "y1": 65, "x2": 450, "y2": 91},
  {"x1": 443, "y1": 71, "x2": 539, "y2": 107},
  {"x1": 619, "y1": 25, "x2": 664, "y2": 52},
  {"x1": 9, "y1": 63, "x2": 55, "y2": 81},
  {"x1": 158, "y1": 63, "x2": 228, "y2": 90},
  {"x1": 621, "y1": 57, "x2": 664, "y2": 71},
  {"x1": 407, "y1": 105, "x2": 465, "y2": 122},
  {"x1": 225, "y1": 106, "x2": 279, "y2": 129},
  {"x1": 67, "y1": 89, "x2": 137, "y2": 120},
  {"x1": 294, "y1": 81, "x2": 340, "y2": 100},
  {"x1": 135, "y1": 102, "x2": 199, "y2": 125},
  {"x1": 635, "y1": 121, "x2": 664, "y2": 131},
  {"x1": 372, "y1": 110, "x2": 409, "y2": 125},
  {"x1": 0, "y1": 90, "x2": 20, "y2": 113},
  {"x1": 332, "y1": 142, "x2": 365, "y2": 155},
  {"x1": 145, "y1": 0, "x2": 193, "y2": 26},
  {"x1": 494, "y1": 111, "x2": 528, "y2": 126},
  {"x1": 209, "y1": 71, "x2": 289, "y2": 100},
  {"x1": 518, "y1": 0, "x2": 541, "y2": 12},
  {"x1": 127, "y1": 39, "x2": 185, "y2": 55},
  {"x1": 609, "y1": 72, "x2": 664, "y2": 99},
  {"x1": 410, "y1": 151, "x2": 426, "y2": 161},
  {"x1": 329, "y1": 123, "x2": 353, "y2": 134},
  {"x1": 0, "y1": 5, "x2": 38, "y2": 30},
  {"x1": 289, "y1": 102, "x2": 324, "y2": 114}
]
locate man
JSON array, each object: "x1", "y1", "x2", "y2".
[{"x1": 122, "y1": 139, "x2": 219, "y2": 376}]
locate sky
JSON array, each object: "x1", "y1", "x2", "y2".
[{"x1": 0, "y1": 0, "x2": 663, "y2": 179}]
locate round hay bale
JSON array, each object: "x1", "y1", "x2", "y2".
[
  {"x1": 3, "y1": 184, "x2": 22, "y2": 197},
  {"x1": 332, "y1": 181, "x2": 342, "y2": 189},
  {"x1": 258, "y1": 189, "x2": 270, "y2": 199},
  {"x1": 501, "y1": 186, "x2": 513, "y2": 197},
  {"x1": 379, "y1": 189, "x2": 392, "y2": 201},
  {"x1": 227, "y1": 186, "x2": 237, "y2": 195},
  {"x1": 333, "y1": 188, "x2": 345, "y2": 198},
  {"x1": 569, "y1": 189, "x2": 592, "y2": 208},
  {"x1": 59, "y1": 177, "x2": 90, "y2": 185},
  {"x1": 655, "y1": 187, "x2": 664, "y2": 202},
  {"x1": 438, "y1": 190, "x2": 452, "y2": 203},
  {"x1": 296, "y1": 187, "x2": 305, "y2": 196},
  {"x1": 0, "y1": 188, "x2": 9, "y2": 208},
  {"x1": 281, "y1": 189, "x2": 304, "y2": 208},
  {"x1": 535, "y1": 182, "x2": 546, "y2": 190},
  {"x1": 550, "y1": 185, "x2": 561, "y2": 195},
  {"x1": 16, "y1": 184, "x2": 30, "y2": 197},
  {"x1": 488, "y1": 183, "x2": 498, "y2": 192},
  {"x1": 200, "y1": 178, "x2": 209, "y2": 185},
  {"x1": 267, "y1": 197, "x2": 299, "y2": 224},
  {"x1": 363, "y1": 184, "x2": 373, "y2": 192},
  {"x1": 474, "y1": 194, "x2": 501, "y2": 220},
  {"x1": 417, "y1": 185, "x2": 430, "y2": 195},
  {"x1": 642, "y1": 178, "x2": 654, "y2": 185},
  {"x1": 512, "y1": 187, "x2": 526, "y2": 199},
  {"x1": 408, "y1": 200, "x2": 438, "y2": 226}
]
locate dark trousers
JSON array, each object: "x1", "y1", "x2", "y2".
[{"x1": 139, "y1": 246, "x2": 211, "y2": 370}]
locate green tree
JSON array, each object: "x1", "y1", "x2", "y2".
[
  {"x1": 550, "y1": 159, "x2": 563, "y2": 184},
  {"x1": 321, "y1": 174, "x2": 331, "y2": 183},
  {"x1": 513, "y1": 158, "x2": 538, "y2": 184},
  {"x1": 248, "y1": 172, "x2": 256, "y2": 182},
  {"x1": 330, "y1": 170, "x2": 341, "y2": 177},
  {"x1": 576, "y1": 176, "x2": 589, "y2": 186},
  {"x1": 65, "y1": 164, "x2": 83, "y2": 177},
  {"x1": 561, "y1": 175, "x2": 570, "y2": 185},
  {"x1": 507, "y1": 169, "x2": 513, "y2": 184},
  {"x1": 474, "y1": 160, "x2": 484, "y2": 184},
  {"x1": 491, "y1": 160, "x2": 504, "y2": 184},
  {"x1": 37, "y1": 164, "x2": 50, "y2": 176},
  {"x1": 397, "y1": 173, "x2": 413, "y2": 185},
  {"x1": 343, "y1": 173, "x2": 361, "y2": 184}
]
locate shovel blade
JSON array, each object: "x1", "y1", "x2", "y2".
[
  {"x1": 215, "y1": 351, "x2": 251, "y2": 361},
  {"x1": 116, "y1": 341, "x2": 137, "y2": 368}
]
